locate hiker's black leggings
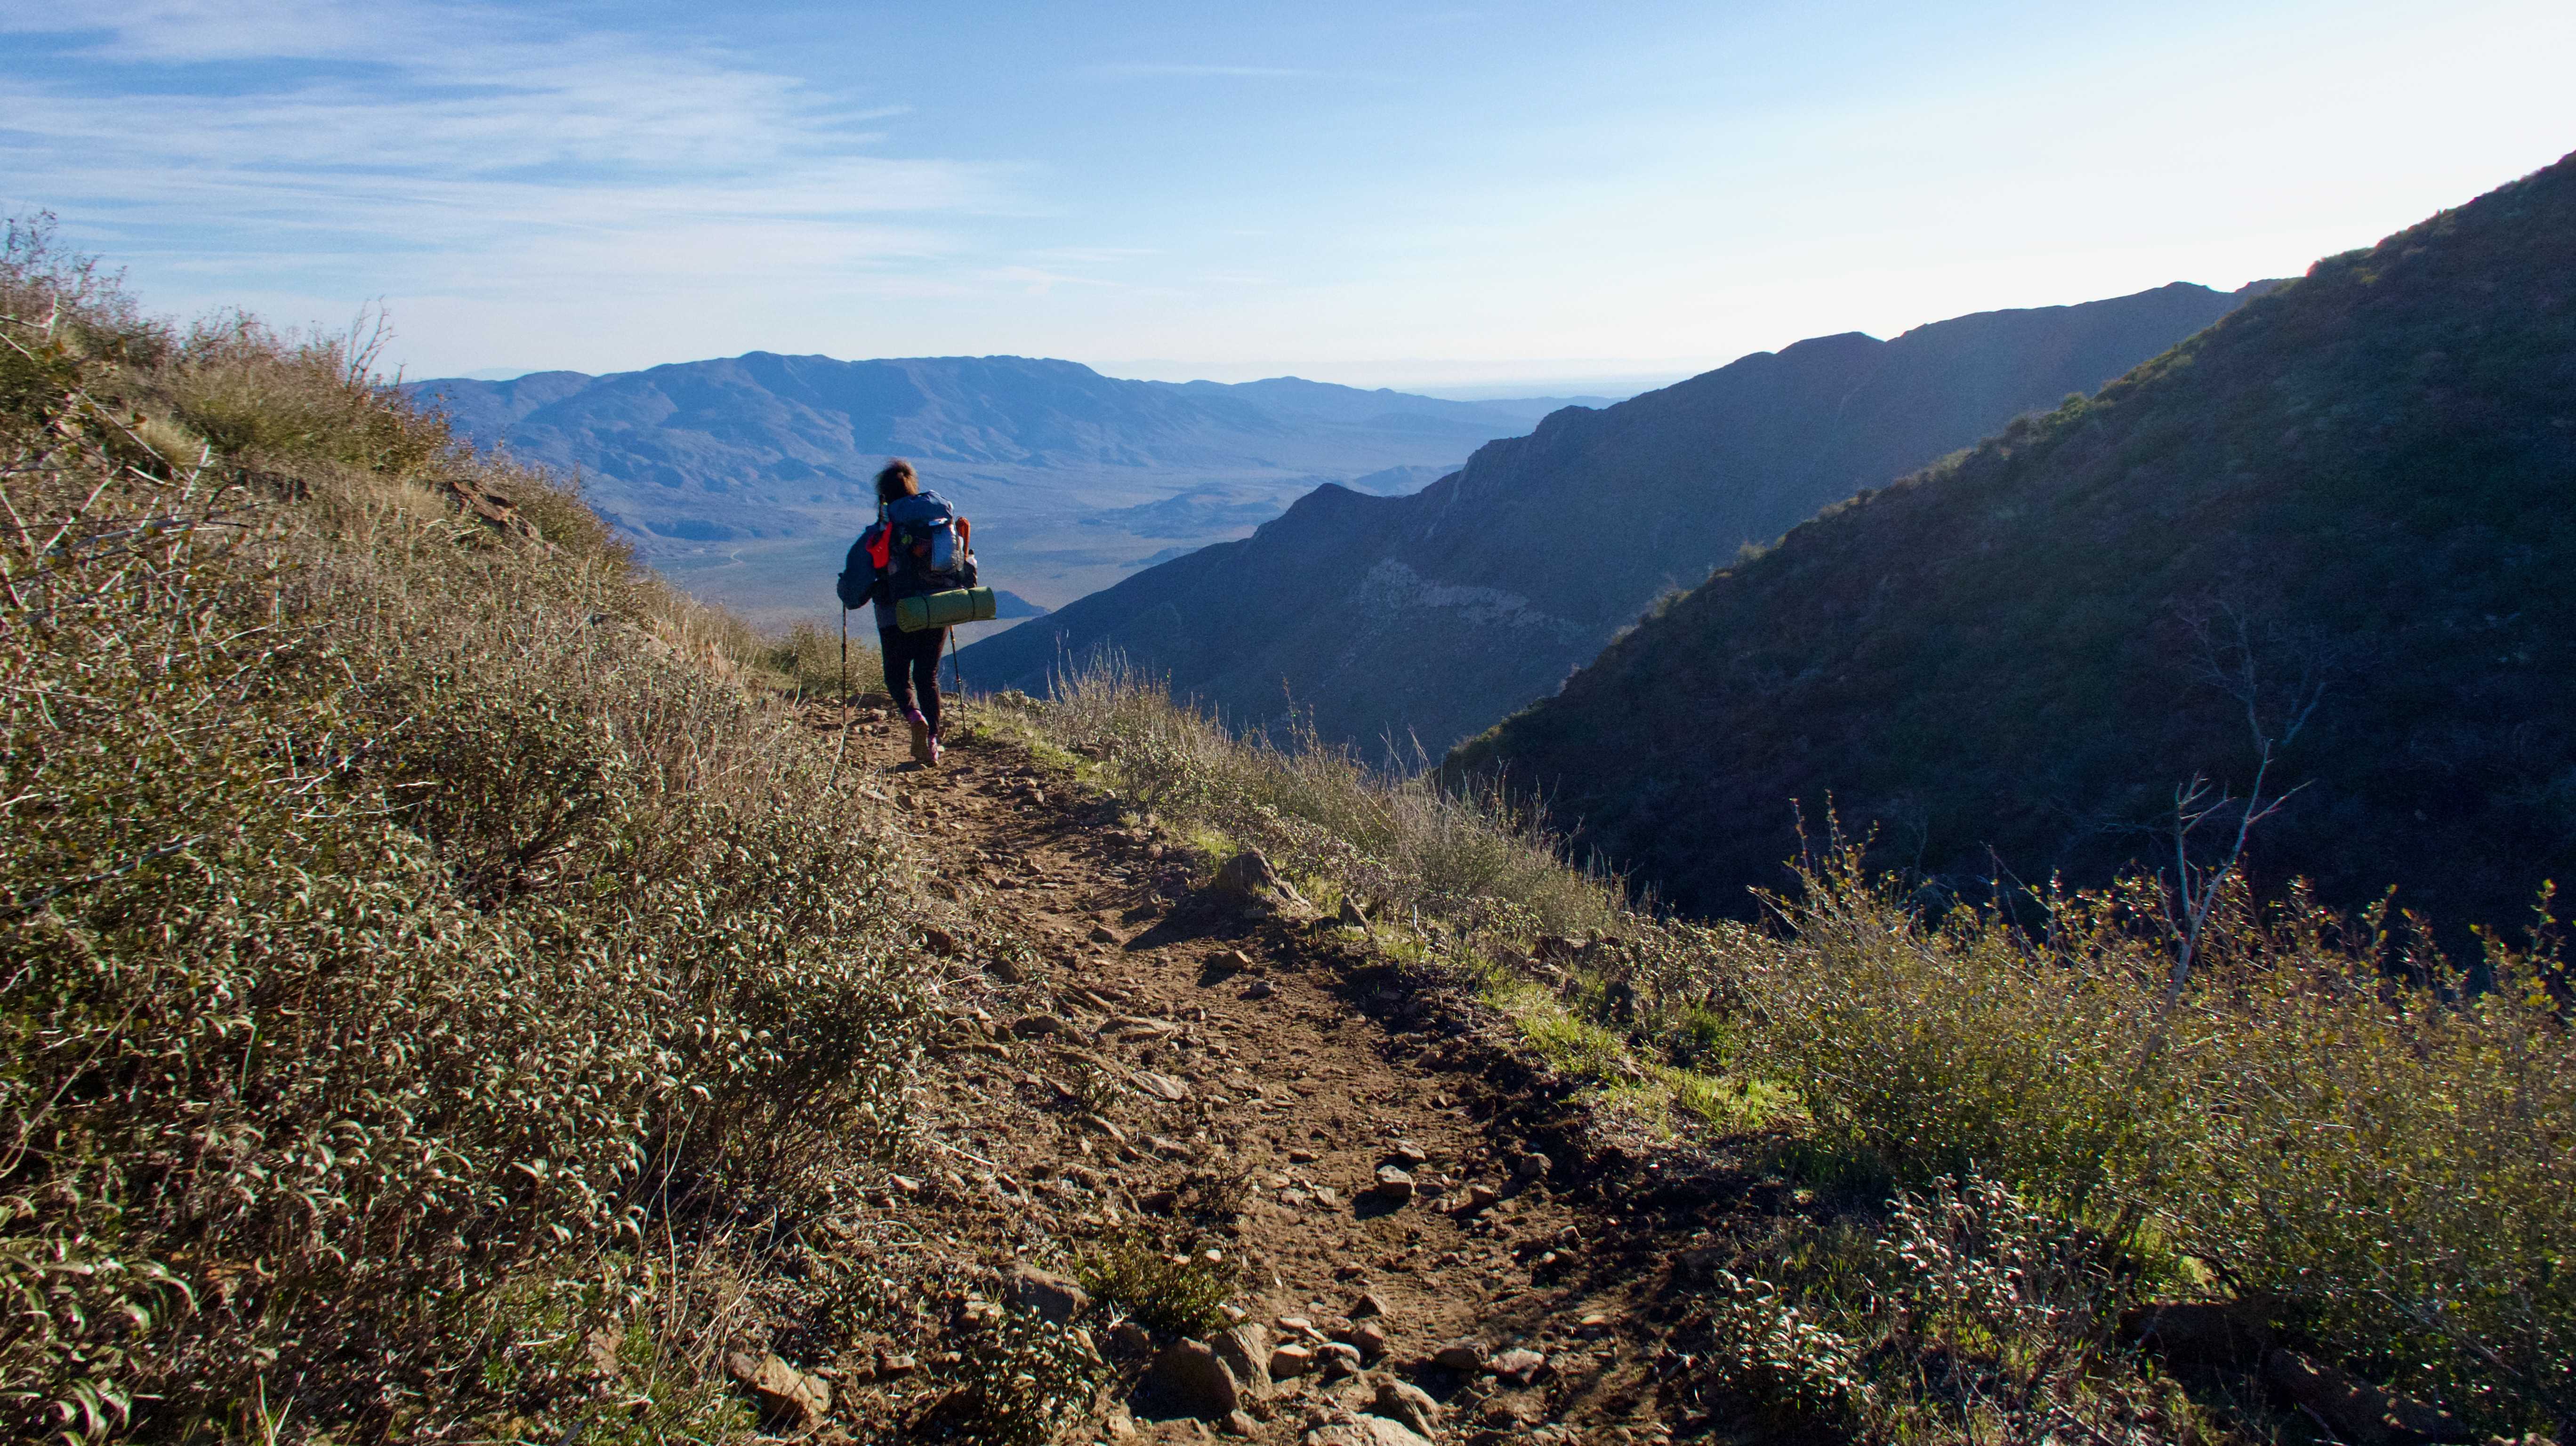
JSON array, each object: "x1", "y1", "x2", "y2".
[{"x1": 879, "y1": 625, "x2": 947, "y2": 733}]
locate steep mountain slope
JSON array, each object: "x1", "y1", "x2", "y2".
[
  {"x1": 413, "y1": 358, "x2": 1578, "y2": 626},
  {"x1": 1450, "y1": 152, "x2": 2576, "y2": 933},
  {"x1": 961, "y1": 282, "x2": 2266, "y2": 751}
]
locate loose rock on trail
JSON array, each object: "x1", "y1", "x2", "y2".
[{"x1": 793, "y1": 702, "x2": 1723, "y2": 1444}]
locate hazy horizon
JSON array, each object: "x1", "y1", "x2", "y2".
[{"x1": 426, "y1": 355, "x2": 1672, "y2": 401}]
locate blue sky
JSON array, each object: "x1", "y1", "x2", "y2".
[{"x1": 7, "y1": 0, "x2": 2572, "y2": 388}]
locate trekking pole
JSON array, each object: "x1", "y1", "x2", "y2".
[
  {"x1": 949, "y1": 627, "x2": 962, "y2": 698},
  {"x1": 828, "y1": 608, "x2": 851, "y2": 788}
]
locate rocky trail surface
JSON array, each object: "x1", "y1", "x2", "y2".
[{"x1": 785, "y1": 703, "x2": 1749, "y2": 1446}]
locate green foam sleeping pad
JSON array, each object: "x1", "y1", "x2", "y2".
[{"x1": 894, "y1": 586, "x2": 998, "y2": 632}]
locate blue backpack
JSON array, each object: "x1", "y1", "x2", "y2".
[{"x1": 837, "y1": 491, "x2": 975, "y2": 610}]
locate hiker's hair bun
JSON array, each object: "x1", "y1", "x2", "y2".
[{"x1": 875, "y1": 458, "x2": 919, "y2": 502}]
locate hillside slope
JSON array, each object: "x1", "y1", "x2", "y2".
[
  {"x1": 1450, "y1": 151, "x2": 2576, "y2": 932},
  {"x1": 413, "y1": 357, "x2": 1586, "y2": 624},
  {"x1": 960, "y1": 282, "x2": 2264, "y2": 753}
]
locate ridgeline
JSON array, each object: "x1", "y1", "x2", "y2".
[
  {"x1": 961, "y1": 281, "x2": 2266, "y2": 755},
  {"x1": 1451, "y1": 149, "x2": 2576, "y2": 938}
]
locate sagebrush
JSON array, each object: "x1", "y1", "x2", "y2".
[{"x1": 1, "y1": 218, "x2": 929, "y2": 1442}]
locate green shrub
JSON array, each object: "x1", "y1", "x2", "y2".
[
  {"x1": 1695, "y1": 1176, "x2": 2155, "y2": 1446},
  {"x1": 1072, "y1": 1229, "x2": 1239, "y2": 1339},
  {"x1": 1720, "y1": 849, "x2": 2576, "y2": 1437},
  {"x1": 943, "y1": 1302, "x2": 1107, "y2": 1445}
]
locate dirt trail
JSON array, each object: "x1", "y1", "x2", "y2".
[{"x1": 808, "y1": 708, "x2": 1721, "y2": 1445}]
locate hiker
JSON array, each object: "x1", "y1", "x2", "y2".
[{"x1": 844, "y1": 459, "x2": 966, "y2": 766}]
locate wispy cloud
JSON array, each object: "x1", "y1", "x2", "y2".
[
  {"x1": 2, "y1": 0, "x2": 1023, "y2": 345},
  {"x1": 983, "y1": 264, "x2": 1131, "y2": 297},
  {"x1": 1078, "y1": 62, "x2": 1347, "y2": 80}
]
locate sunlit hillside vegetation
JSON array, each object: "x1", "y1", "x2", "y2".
[
  {"x1": 0, "y1": 221, "x2": 930, "y2": 1442},
  {"x1": 1007, "y1": 661, "x2": 2573, "y2": 1443}
]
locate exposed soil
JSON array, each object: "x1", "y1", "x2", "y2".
[{"x1": 797, "y1": 707, "x2": 1759, "y2": 1445}]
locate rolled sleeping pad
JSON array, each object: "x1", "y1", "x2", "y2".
[{"x1": 895, "y1": 586, "x2": 998, "y2": 632}]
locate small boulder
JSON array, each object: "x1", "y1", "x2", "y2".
[
  {"x1": 1303, "y1": 1416, "x2": 1431, "y2": 1446},
  {"x1": 1488, "y1": 1347, "x2": 1547, "y2": 1385},
  {"x1": 1090, "y1": 924, "x2": 1124, "y2": 945},
  {"x1": 1211, "y1": 851, "x2": 1311, "y2": 914},
  {"x1": 1431, "y1": 1339, "x2": 1486, "y2": 1372},
  {"x1": 1512, "y1": 1150, "x2": 1551, "y2": 1181},
  {"x1": 1007, "y1": 1264, "x2": 1090, "y2": 1325},
  {"x1": 2263, "y1": 1350, "x2": 2476, "y2": 1446},
  {"x1": 1672, "y1": 1244, "x2": 1726, "y2": 1282},
  {"x1": 1012, "y1": 1013, "x2": 1073, "y2": 1039},
  {"x1": 2120, "y1": 1300, "x2": 2274, "y2": 1370},
  {"x1": 1349, "y1": 1292, "x2": 1389, "y2": 1319},
  {"x1": 1316, "y1": 1341, "x2": 1363, "y2": 1378},
  {"x1": 1212, "y1": 1324, "x2": 1273, "y2": 1398},
  {"x1": 1372, "y1": 1379, "x2": 1442, "y2": 1439},
  {"x1": 1348, "y1": 1322, "x2": 1388, "y2": 1360},
  {"x1": 725, "y1": 1350, "x2": 831, "y2": 1430},
  {"x1": 1270, "y1": 1342, "x2": 1315, "y2": 1378},
  {"x1": 1145, "y1": 1338, "x2": 1243, "y2": 1420},
  {"x1": 1374, "y1": 1166, "x2": 1415, "y2": 1202}
]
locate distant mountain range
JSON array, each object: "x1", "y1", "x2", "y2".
[
  {"x1": 1449, "y1": 152, "x2": 2576, "y2": 938},
  {"x1": 959, "y1": 281, "x2": 2271, "y2": 752},
  {"x1": 411, "y1": 359, "x2": 1606, "y2": 628}
]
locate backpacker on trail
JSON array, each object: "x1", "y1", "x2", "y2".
[{"x1": 837, "y1": 459, "x2": 996, "y2": 767}]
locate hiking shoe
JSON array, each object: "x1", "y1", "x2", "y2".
[
  {"x1": 926, "y1": 735, "x2": 943, "y2": 767},
  {"x1": 904, "y1": 708, "x2": 932, "y2": 765}
]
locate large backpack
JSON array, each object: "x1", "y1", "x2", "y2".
[
  {"x1": 836, "y1": 491, "x2": 982, "y2": 613},
  {"x1": 880, "y1": 492, "x2": 974, "y2": 600}
]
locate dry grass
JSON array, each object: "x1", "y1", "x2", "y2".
[
  {"x1": 1021, "y1": 653, "x2": 1624, "y2": 939},
  {"x1": 0, "y1": 221, "x2": 934, "y2": 1443}
]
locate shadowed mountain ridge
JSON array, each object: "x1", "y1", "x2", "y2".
[
  {"x1": 1448, "y1": 151, "x2": 2576, "y2": 937},
  {"x1": 960, "y1": 281, "x2": 2269, "y2": 750}
]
